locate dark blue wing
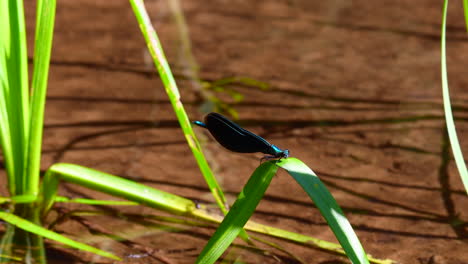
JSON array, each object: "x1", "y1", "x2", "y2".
[{"x1": 204, "y1": 113, "x2": 273, "y2": 154}]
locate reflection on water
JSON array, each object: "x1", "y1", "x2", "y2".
[{"x1": 0, "y1": 205, "x2": 45, "y2": 264}]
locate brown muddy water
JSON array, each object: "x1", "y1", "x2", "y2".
[{"x1": 4, "y1": 0, "x2": 468, "y2": 263}]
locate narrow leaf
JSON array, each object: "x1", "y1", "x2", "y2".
[
  {"x1": 0, "y1": 0, "x2": 30, "y2": 195},
  {"x1": 41, "y1": 163, "x2": 196, "y2": 215},
  {"x1": 27, "y1": 0, "x2": 57, "y2": 195},
  {"x1": 128, "y1": 0, "x2": 230, "y2": 215},
  {"x1": 441, "y1": 0, "x2": 468, "y2": 194},
  {"x1": 277, "y1": 158, "x2": 369, "y2": 264},
  {"x1": 196, "y1": 162, "x2": 278, "y2": 264},
  {"x1": 463, "y1": 0, "x2": 468, "y2": 32}
]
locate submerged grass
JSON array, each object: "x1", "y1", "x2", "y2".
[{"x1": 128, "y1": 0, "x2": 230, "y2": 217}]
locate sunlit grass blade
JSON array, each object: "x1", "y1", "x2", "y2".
[
  {"x1": 26, "y1": 0, "x2": 56, "y2": 196},
  {"x1": 0, "y1": 211, "x2": 120, "y2": 260},
  {"x1": 40, "y1": 163, "x2": 229, "y2": 225},
  {"x1": 0, "y1": 1, "x2": 14, "y2": 193},
  {"x1": 0, "y1": 195, "x2": 36, "y2": 206},
  {"x1": 195, "y1": 162, "x2": 278, "y2": 264},
  {"x1": 128, "y1": 0, "x2": 230, "y2": 215},
  {"x1": 463, "y1": 0, "x2": 468, "y2": 32},
  {"x1": 0, "y1": 0, "x2": 30, "y2": 195},
  {"x1": 7, "y1": 0, "x2": 30, "y2": 195},
  {"x1": 441, "y1": 0, "x2": 468, "y2": 194},
  {"x1": 54, "y1": 196, "x2": 139, "y2": 206},
  {"x1": 130, "y1": 0, "x2": 251, "y2": 242},
  {"x1": 277, "y1": 158, "x2": 370, "y2": 264},
  {"x1": 40, "y1": 163, "x2": 197, "y2": 216},
  {"x1": 9, "y1": 194, "x2": 37, "y2": 204}
]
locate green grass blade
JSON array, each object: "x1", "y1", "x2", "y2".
[
  {"x1": 26, "y1": 0, "x2": 56, "y2": 196},
  {"x1": 277, "y1": 158, "x2": 369, "y2": 264},
  {"x1": 0, "y1": 195, "x2": 36, "y2": 205},
  {"x1": 128, "y1": 0, "x2": 229, "y2": 214},
  {"x1": 0, "y1": 11, "x2": 15, "y2": 194},
  {"x1": 54, "y1": 196, "x2": 139, "y2": 206},
  {"x1": 41, "y1": 163, "x2": 196, "y2": 216},
  {"x1": 10, "y1": 194, "x2": 37, "y2": 204},
  {"x1": 441, "y1": 0, "x2": 468, "y2": 194},
  {"x1": 0, "y1": 0, "x2": 30, "y2": 195},
  {"x1": 195, "y1": 162, "x2": 278, "y2": 264},
  {"x1": 6, "y1": 0, "x2": 30, "y2": 195},
  {"x1": 0, "y1": 211, "x2": 120, "y2": 260},
  {"x1": 463, "y1": 0, "x2": 468, "y2": 32}
]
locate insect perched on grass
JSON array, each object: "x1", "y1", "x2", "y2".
[{"x1": 193, "y1": 112, "x2": 289, "y2": 161}]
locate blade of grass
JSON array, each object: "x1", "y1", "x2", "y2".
[
  {"x1": 441, "y1": 0, "x2": 468, "y2": 194},
  {"x1": 195, "y1": 162, "x2": 278, "y2": 264},
  {"x1": 54, "y1": 196, "x2": 139, "y2": 206},
  {"x1": 26, "y1": 0, "x2": 56, "y2": 196},
  {"x1": 0, "y1": 0, "x2": 30, "y2": 195},
  {"x1": 129, "y1": 0, "x2": 252, "y2": 242},
  {"x1": 40, "y1": 163, "x2": 197, "y2": 215},
  {"x1": 0, "y1": 211, "x2": 120, "y2": 260},
  {"x1": 277, "y1": 158, "x2": 370, "y2": 264},
  {"x1": 128, "y1": 0, "x2": 229, "y2": 214},
  {"x1": 7, "y1": 0, "x2": 30, "y2": 195},
  {"x1": 0, "y1": 26, "x2": 14, "y2": 195},
  {"x1": 463, "y1": 0, "x2": 468, "y2": 32}
]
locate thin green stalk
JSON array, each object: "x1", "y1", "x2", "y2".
[
  {"x1": 1, "y1": 0, "x2": 30, "y2": 195},
  {"x1": 0, "y1": 73, "x2": 14, "y2": 194},
  {"x1": 463, "y1": 0, "x2": 468, "y2": 32},
  {"x1": 441, "y1": 0, "x2": 468, "y2": 194},
  {"x1": 128, "y1": 0, "x2": 228, "y2": 214},
  {"x1": 196, "y1": 162, "x2": 278, "y2": 264},
  {"x1": 26, "y1": 0, "x2": 56, "y2": 195}
]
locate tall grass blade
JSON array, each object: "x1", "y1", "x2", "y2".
[
  {"x1": 441, "y1": 0, "x2": 468, "y2": 194},
  {"x1": 0, "y1": 1, "x2": 16, "y2": 194},
  {"x1": 40, "y1": 163, "x2": 197, "y2": 216},
  {"x1": 195, "y1": 162, "x2": 278, "y2": 264},
  {"x1": 128, "y1": 0, "x2": 229, "y2": 214},
  {"x1": 463, "y1": 0, "x2": 468, "y2": 32},
  {"x1": 0, "y1": 0, "x2": 30, "y2": 195},
  {"x1": 277, "y1": 158, "x2": 369, "y2": 264},
  {"x1": 26, "y1": 0, "x2": 56, "y2": 196}
]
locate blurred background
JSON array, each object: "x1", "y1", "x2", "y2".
[{"x1": 23, "y1": 0, "x2": 468, "y2": 263}]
